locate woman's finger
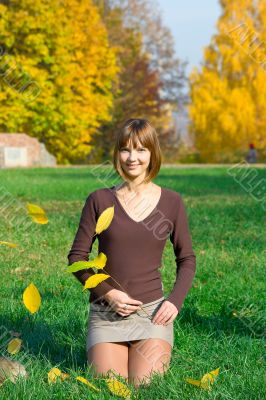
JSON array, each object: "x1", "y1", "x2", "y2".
[{"x1": 153, "y1": 309, "x2": 173, "y2": 324}]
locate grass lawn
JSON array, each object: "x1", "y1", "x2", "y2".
[{"x1": 0, "y1": 165, "x2": 265, "y2": 399}]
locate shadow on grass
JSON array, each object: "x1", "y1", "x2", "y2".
[
  {"x1": 179, "y1": 302, "x2": 265, "y2": 339},
  {"x1": 0, "y1": 313, "x2": 88, "y2": 372}
]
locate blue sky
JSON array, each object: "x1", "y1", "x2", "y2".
[{"x1": 157, "y1": 0, "x2": 222, "y2": 74}]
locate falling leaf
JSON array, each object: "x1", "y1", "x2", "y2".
[
  {"x1": 22, "y1": 283, "x2": 41, "y2": 314},
  {"x1": 0, "y1": 241, "x2": 18, "y2": 248},
  {"x1": 76, "y1": 376, "x2": 101, "y2": 391},
  {"x1": 67, "y1": 252, "x2": 107, "y2": 273},
  {"x1": 26, "y1": 203, "x2": 48, "y2": 224},
  {"x1": 0, "y1": 357, "x2": 28, "y2": 385},
  {"x1": 185, "y1": 367, "x2": 220, "y2": 390},
  {"x1": 47, "y1": 367, "x2": 69, "y2": 384},
  {"x1": 105, "y1": 378, "x2": 131, "y2": 398},
  {"x1": 7, "y1": 338, "x2": 22, "y2": 355},
  {"x1": 83, "y1": 273, "x2": 111, "y2": 291},
  {"x1": 95, "y1": 206, "x2": 114, "y2": 234}
]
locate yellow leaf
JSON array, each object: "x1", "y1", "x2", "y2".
[
  {"x1": 67, "y1": 252, "x2": 107, "y2": 273},
  {"x1": 185, "y1": 367, "x2": 220, "y2": 390},
  {"x1": 95, "y1": 206, "x2": 114, "y2": 234},
  {"x1": 26, "y1": 203, "x2": 48, "y2": 224},
  {"x1": 60, "y1": 372, "x2": 70, "y2": 381},
  {"x1": 185, "y1": 378, "x2": 202, "y2": 387},
  {"x1": 83, "y1": 274, "x2": 111, "y2": 291},
  {"x1": 201, "y1": 367, "x2": 220, "y2": 388},
  {"x1": 105, "y1": 378, "x2": 131, "y2": 398},
  {"x1": 48, "y1": 367, "x2": 61, "y2": 384},
  {"x1": 7, "y1": 339, "x2": 22, "y2": 355},
  {"x1": 22, "y1": 283, "x2": 41, "y2": 314},
  {"x1": 47, "y1": 367, "x2": 69, "y2": 384},
  {"x1": 76, "y1": 375, "x2": 101, "y2": 391},
  {"x1": 0, "y1": 241, "x2": 18, "y2": 248},
  {"x1": 91, "y1": 252, "x2": 107, "y2": 269}
]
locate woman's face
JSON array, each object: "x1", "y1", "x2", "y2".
[{"x1": 119, "y1": 139, "x2": 151, "y2": 178}]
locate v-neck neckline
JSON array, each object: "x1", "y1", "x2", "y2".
[{"x1": 110, "y1": 185, "x2": 164, "y2": 224}]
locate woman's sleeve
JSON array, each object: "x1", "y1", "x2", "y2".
[
  {"x1": 67, "y1": 192, "x2": 114, "y2": 299},
  {"x1": 165, "y1": 194, "x2": 196, "y2": 311}
]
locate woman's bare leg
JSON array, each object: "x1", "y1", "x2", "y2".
[
  {"x1": 128, "y1": 338, "x2": 172, "y2": 387},
  {"x1": 87, "y1": 342, "x2": 129, "y2": 380}
]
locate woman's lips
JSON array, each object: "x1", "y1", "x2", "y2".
[{"x1": 127, "y1": 164, "x2": 139, "y2": 168}]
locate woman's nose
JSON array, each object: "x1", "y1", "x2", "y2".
[{"x1": 127, "y1": 151, "x2": 137, "y2": 161}]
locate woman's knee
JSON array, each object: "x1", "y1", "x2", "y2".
[
  {"x1": 128, "y1": 338, "x2": 172, "y2": 385},
  {"x1": 87, "y1": 342, "x2": 129, "y2": 379}
]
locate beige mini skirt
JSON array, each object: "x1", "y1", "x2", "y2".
[{"x1": 86, "y1": 296, "x2": 174, "y2": 351}]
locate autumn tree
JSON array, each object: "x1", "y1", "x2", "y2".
[
  {"x1": 89, "y1": 0, "x2": 187, "y2": 162},
  {"x1": 0, "y1": 0, "x2": 119, "y2": 163},
  {"x1": 188, "y1": 0, "x2": 266, "y2": 162}
]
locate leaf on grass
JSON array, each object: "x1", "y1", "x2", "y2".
[
  {"x1": 23, "y1": 283, "x2": 41, "y2": 314},
  {"x1": 7, "y1": 338, "x2": 22, "y2": 355},
  {"x1": 0, "y1": 241, "x2": 18, "y2": 248},
  {"x1": 200, "y1": 367, "x2": 220, "y2": 388},
  {"x1": 105, "y1": 378, "x2": 131, "y2": 398},
  {"x1": 47, "y1": 367, "x2": 69, "y2": 384},
  {"x1": 67, "y1": 252, "x2": 107, "y2": 273},
  {"x1": 95, "y1": 206, "x2": 114, "y2": 234},
  {"x1": 76, "y1": 376, "x2": 101, "y2": 391},
  {"x1": 83, "y1": 274, "x2": 111, "y2": 291},
  {"x1": 185, "y1": 367, "x2": 220, "y2": 390},
  {"x1": 26, "y1": 203, "x2": 48, "y2": 224},
  {"x1": 48, "y1": 367, "x2": 61, "y2": 384},
  {"x1": 185, "y1": 378, "x2": 201, "y2": 387},
  {"x1": 60, "y1": 372, "x2": 70, "y2": 381},
  {"x1": 0, "y1": 357, "x2": 28, "y2": 385}
]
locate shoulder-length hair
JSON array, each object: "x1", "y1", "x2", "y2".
[{"x1": 113, "y1": 118, "x2": 162, "y2": 184}]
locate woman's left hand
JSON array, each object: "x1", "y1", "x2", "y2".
[{"x1": 151, "y1": 300, "x2": 178, "y2": 326}]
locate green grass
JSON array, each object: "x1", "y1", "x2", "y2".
[{"x1": 0, "y1": 166, "x2": 265, "y2": 399}]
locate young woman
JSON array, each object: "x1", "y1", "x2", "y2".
[{"x1": 67, "y1": 118, "x2": 196, "y2": 388}]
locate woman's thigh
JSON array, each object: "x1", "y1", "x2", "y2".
[
  {"x1": 87, "y1": 341, "x2": 129, "y2": 379},
  {"x1": 128, "y1": 338, "x2": 172, "y2": 387}
]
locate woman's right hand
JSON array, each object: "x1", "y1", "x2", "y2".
[{"x1": 104, "y1": 289, "x2": 143, "y2": 317}]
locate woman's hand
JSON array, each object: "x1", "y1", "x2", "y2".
[
  {"x1": 151, "y1": 300, "x2": 178, "y2": 326},
  {"x1": 104, "y1": 289, "x2": 143, "y2": 317}
]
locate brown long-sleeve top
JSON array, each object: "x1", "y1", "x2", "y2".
[{"x1": 67, "y1": 186, "x2": 196, "y2": 311}]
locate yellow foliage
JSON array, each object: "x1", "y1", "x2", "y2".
[
  {"x1": 22, "y1": 283, "x2": 41, "y2": 314},
  {"x1": 95, "y1": 206, "x2": 115, "y2": 234},
  {"x1": 185, "y1": 367, "x2": 220, "y2": 390},
  {"x1": 0, "y1": 0, "x2": 119, "y2": 163},
  {"x1": 76, "y1": 376, "x2": 101, "y2": 391},
  {"x1": 7, "y1": 339, "x2": 22, "y2": 355},
  {"x1": 83, "y1": 273, "x2": 111, "y2": 291},
  {"x1": 189, "y1": 0, "x2": 266, "y2": 162},
  {"x1": 26, "y1": 203, "x2": 48, "y2": 224},
  {"x1": 0, "y1": 241, "x2": 18, "y2": 248},
  {"x1": 67, "y1": 252, "x2": 107, "y2": 273},
  {"x1": 105, "y1": 378, "x2": 131, "y2": 398}
]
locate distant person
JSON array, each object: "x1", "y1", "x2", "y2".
[{"x1": 245, "y1": 143, "x2": 257, "y2": 163}]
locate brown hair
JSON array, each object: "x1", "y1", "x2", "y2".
[{"x1": 113, "y1": 118, "x2": 162, "y2": 184}]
